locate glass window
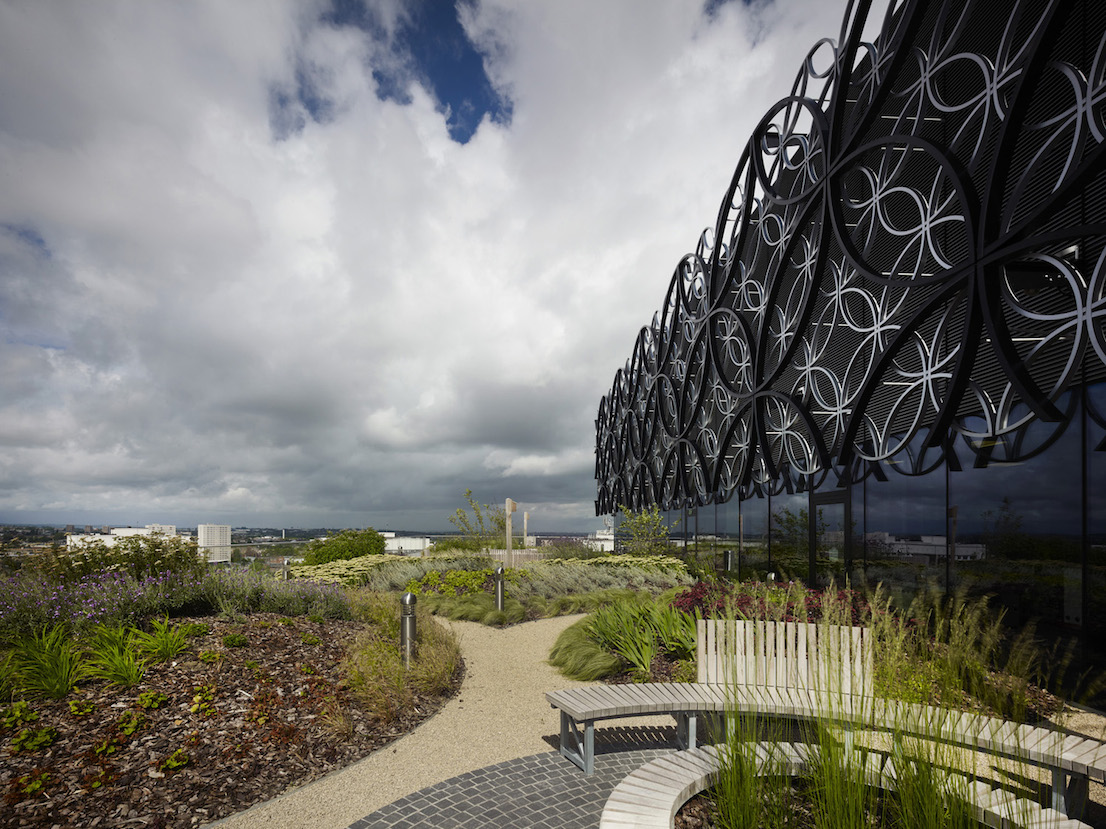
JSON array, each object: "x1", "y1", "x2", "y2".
[{"x1": 949, "y1": 394, "x2": 1082, "y2": 633}]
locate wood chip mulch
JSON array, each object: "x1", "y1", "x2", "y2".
[{"x1": 1, "y1": 612, "x2": 463, "y2": 829}]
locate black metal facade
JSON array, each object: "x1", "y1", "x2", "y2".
[{"x1": 596, "y1": 0, "x2": 1106, "y2": 522}]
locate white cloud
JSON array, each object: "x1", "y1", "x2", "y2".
[{"x1": 0, "y1": 0, "x2": 854, "y2": 530}]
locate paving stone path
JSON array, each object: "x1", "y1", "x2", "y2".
[{"x1": 348, "y1": 748, "x2": 673, "y2": 829}]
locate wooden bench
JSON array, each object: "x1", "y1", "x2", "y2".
[
  {"x1": 598, "y1": 742, "x2": 1094, "y2": 829},
  {"x1": 550, "y1": 619, "x2": 870, "y2": 776},
  {"x1": 547, "y1": 620, "x2": 1101, "y2": 817}
]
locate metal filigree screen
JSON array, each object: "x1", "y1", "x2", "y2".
[{"x1": 596, "y1": 0, "x2": 1106, "y2": 516}]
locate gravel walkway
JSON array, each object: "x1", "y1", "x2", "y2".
[{"x1": 206, "y1": 613, "x2": 670, "y2": 829}]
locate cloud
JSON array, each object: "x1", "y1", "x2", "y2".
[{"x1": 0, "y1": 0, "x2": 855, "y2": 530}]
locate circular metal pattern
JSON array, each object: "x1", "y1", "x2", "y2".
[{"x1": 596, "y1": 0, "x2": 1106, "y2": 515}]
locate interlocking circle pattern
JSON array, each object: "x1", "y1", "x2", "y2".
[{"x1": 596, "y1": 0, "x2": 1106, "y2": 515}]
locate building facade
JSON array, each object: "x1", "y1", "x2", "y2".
[
  {"x1": 596, "y1": 0, "x2": 1106, "y2": 638},
  {"x1": 197, "y1": 524, "x2": 232, "y2": 564}
]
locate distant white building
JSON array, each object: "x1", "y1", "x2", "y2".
[
  {"x1": 67, "y1": 524, "x2": 179, "y2": 550},
  {"x1": 585, "y1": 527, "x2": 616, "y2": 553},
  {"x1": 866, "y1": 532, "x2": 985, "y2": 563},
  {"x1": 197, "y1": 524, "x2": 232, "y2": 564},
  {"x1": 384, "y1": 536, "x2": 431, "y2": 555}
]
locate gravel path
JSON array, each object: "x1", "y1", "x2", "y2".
[{"x1": 206, "y1": 613, "x2": 605, "y2": 829}]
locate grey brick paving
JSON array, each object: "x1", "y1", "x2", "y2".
[{"x1": 346, "y1": 748, "x2": 674, "y2": 829}]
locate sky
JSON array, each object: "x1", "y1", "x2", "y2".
[{"x1": 0, "y1": 0, "x2": 853, "y2": 533}]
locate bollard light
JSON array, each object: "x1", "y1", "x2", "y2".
[
  {"x1": 494, "y1": 566, "x2": 505, "y2": 612},
  {"x1": 723, "y1": 548, "x2": 735, "y2": 575},
  {"x1": 400, "y1": 592, "x2": 417, "y2": 669}
]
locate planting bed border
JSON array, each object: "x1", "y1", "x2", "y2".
[{"x1": 599, "y1": 742, "x2": 1093, "y2": 829}]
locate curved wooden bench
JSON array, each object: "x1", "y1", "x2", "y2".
[
  {"x1": 549, "y1": 620, "x2": 1096, "y2": 816},
  {"x1": 547, "y1": 684, "x2": 1100, "y2": 816},
  {"x1": 598, "y1": 742, "x2": 1094, "y2": 829}
]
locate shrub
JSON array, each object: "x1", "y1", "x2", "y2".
[
  {"x1": 28, "y1": 535, "x2": 205, "y2": 584},
  {"x1": 202, "y1": 569, "x2": 350, "y2": 619},
  {"x1": 302, "y1": 529, "x2": 386, "y2": 566},
  {"x1": 670, "y1": 579, "x2": 868, "y2": 624},
  {"x1": 292, "y1": 553, "x2": 493, "y2": 589},
  {"x1": 0, "y1": 569, "x2": 207, "y2": 639}
]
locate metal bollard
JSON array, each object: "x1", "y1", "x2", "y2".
[
  {"x1": 767, "y1": 572, "x2": 776, "y2": 583},
  {"x1": 723, "y1": 548, "x2": 734, "y2": 574},
  {"x1": 400, "y1": 592, "x2": 417, "y2": 669},
  {"x1": 494, "y1": 566, "x2": 505, "y2": 612}
]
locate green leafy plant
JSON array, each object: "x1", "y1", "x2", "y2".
[
  {"x1": 651, "y1": 603, "x2": 697, "y2": 661},
  {"x1": 448, "y1": 488, "x2": 510, "y2": 551},
  {"x1": 137, "y1": 690, "x2": 168, "y2": 709},
  {"x1": 190, "y1": 684, "x2": 217, "y2": 717},
  {"x1": 160, "y1": 748, "x2": 190, "y2": 771},
  {"x1": 278, "y1": 617, "x2": 295, "y2": 626},
  {"x1": 2, "y1": 700, "x2": 39, "y2": 728},
  {"x1": 198, "y1": 650, "x2": 221, "y2": 664},
  {"x1": 222, "y1": 632, "x2": 249, "y2": 648},
  {"x1": 86, "y1": 624, "x2": 147, "y2": 687},
  {"x1": 9, "y1": 769, "x2": 54, "y2": 799},
  {"x1": 68, "y1": 699, "x2": 95, "y2": 717},
  {"x1": 10, "y1": 625, "x2": 88, "y2": 699},
  {"x1": 405, "y1": 567, "x2": 497, "y2": 597},
  {"x1": 586, "y1": 597, "x2": 658, "y2": 679},
  {"x1": 616, "y1": 504, "x2": 678, "y2": 557},
  {"x1": 180, "y1": 622, "x2": 210, "y2": 638},
  {"x1": 300, "y1": 632, "x2": 321, "y2": 646},
  {"x1": 10, "y1": 726, "x2": 59, "y2": 753},
  {"x1": 133, "y1": 616, "x2": 190, "y2": 661},
  {"x1": 80, "y1": 767, "x2": 115, "y2": 791},
  {"x1": 116, "y1": 710, "x2": 146, "y2": 736},
  {"x1": 93, "y1": 735, "x2": 124, "y2": 757},
  {"x1": 0, "y1": 651, "x2": 17, "y2": 698}
]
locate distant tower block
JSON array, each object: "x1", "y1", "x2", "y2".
[{"x1": 198, "y1": 524, "x2": 232, "y2": 564}]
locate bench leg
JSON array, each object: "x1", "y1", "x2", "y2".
[
  {"x1": 675, "y1": 713, "x2": 698, "y2": 751},
  {"x1": 559, "y1": 712, "x2": 595, "y2": 775},
  {"x1": 1052, "y1": 768, "x2": 1088, "y2": 818}
]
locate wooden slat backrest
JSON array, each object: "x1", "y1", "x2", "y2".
[{"x1": 697, "y1": 619, "x2": 873, "y2": 697}]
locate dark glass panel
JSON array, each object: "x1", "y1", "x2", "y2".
[
  {"x1": 857, "y1": 448, "x2": 948, "y2": 604},
  {"x1": 1086, "y1": 383, "x2": 1106, "y2": 648},
  {"x1": 737, "y1": 493, "x2": 770, "y2": 582},
  {"x1": 769, "y1": 491, "x2": 809, "y2": 582},
  {"x1": 949, "y1": 393, "x2": 1082, "y2": 635}
]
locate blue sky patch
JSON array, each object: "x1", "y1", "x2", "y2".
[{"x1": 327, "y1": 0, "x2": 510, "y2": 144}]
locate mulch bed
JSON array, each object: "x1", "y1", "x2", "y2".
[{"x1": 1, "y1": 613, "x2": 463, "y2": 829}]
